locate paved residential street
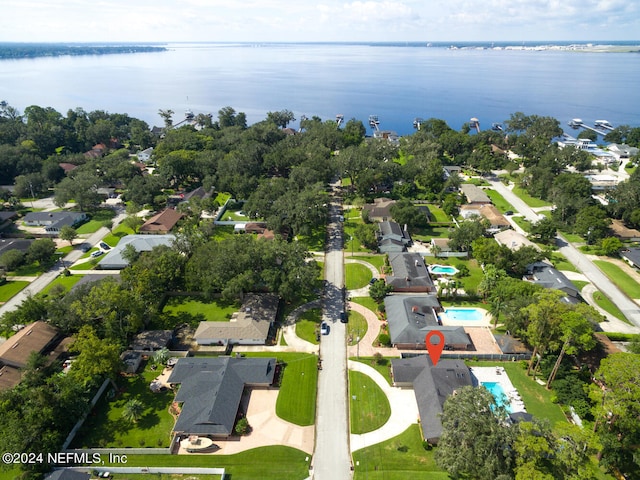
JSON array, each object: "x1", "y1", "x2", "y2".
[
  {"x1": 488, "y1": 177, "x2": 640, "y2": 331},
  {"x1": 312, "y1": 183, "x2": 352, "y2": 479}
]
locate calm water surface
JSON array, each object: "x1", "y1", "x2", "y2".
[{"x1": 0, "y1": 43, "x2": 638, "y2": 134}]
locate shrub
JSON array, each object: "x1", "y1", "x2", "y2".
[
  {"x1": 378, "y1": 333, "x2": 391, "y2": 347},
  {"x1": 235, "y1": 417, "x2": 250, "y2": 435}
]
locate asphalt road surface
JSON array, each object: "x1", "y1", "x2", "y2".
[{"x1": 312, "y1": 183, "x2": 352, "y2": 479}]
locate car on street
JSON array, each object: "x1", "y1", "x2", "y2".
[
  {"x1": 320, "y1": 322, "x2": 330, "y2": 335},
  {"x1": 340, "y1": 312, "x2": 348, "y2": 323}
]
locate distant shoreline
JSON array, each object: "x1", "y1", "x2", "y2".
[{"x1": 0, "y1": 44, "x2": 166, "y2": 60}]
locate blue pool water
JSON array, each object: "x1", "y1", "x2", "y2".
[
  {"x1": 482, "y1": 382, "x2": 512, "y2": 413},
  {"x1": 444, "y1": 308, "x2": 483, "y2": 321},
  {"x1": 430, "y1": 265, "x2": 458, "y2": 275}
]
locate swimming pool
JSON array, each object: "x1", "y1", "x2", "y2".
[
  {"x1": 482, "y1": 382, "x2": 512, "y2": 413},
  {"x1": 429, "y1": 265, "x2": 458, "y2": 275},
  {"x1": 444, "y1": 308, "x2": 483, "y2": 321}
]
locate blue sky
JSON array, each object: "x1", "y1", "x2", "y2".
[{"x1": 2, "y1": 0, "x2": 639, "y2": 43}]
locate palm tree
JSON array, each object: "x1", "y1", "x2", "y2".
[
  {"x1": 153, "y1": 347, "x2": 170, "y2": 366},
  {"x1": 122, "y1": 398, "x2": 145, "y2": 423}
]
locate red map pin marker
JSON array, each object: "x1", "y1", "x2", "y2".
[{"x1": 425, "y1": 330, "x2": 445, "y2": 366}]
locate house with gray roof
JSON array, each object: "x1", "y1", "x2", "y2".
[
  {"x1": 362, "y1": 197, "x2": 396, "y2": 222},
  {"x1": 378, "y1": 221, "x2": 411, "y2": 253},
  {"x1": 385, "y1": 253, "x2": 435, "y2": 292},
  {"x1": 384, "y1": 295, "x2": 471, "y2": 350},
  {"x1": 168, "y1": 356, "x2": 276, "y2": 438},
  {"x1": 44, "y1": 470, "x2": 91, "y2": 480},
  {"x1": 391, "y1": 355, "x2": 472, "y2": 443},
  {"x1": 460, "y1": 184, "x2": 491, "y2": 204},
  {"x1": 523, "y1": 261, "x2": 580, "y2": 304},
  {"x1": 97, "y1": 234, "x2": 175, "y2": 269},
  {"x1": 22, "y1": 211, "x2": 87, "y2": 234},
  {"x1": 621, "y1": 248, "x2": 640, "y2": 269},
  {"x1": 194, "y1": 294, "x2": 279, "y2": 346}
]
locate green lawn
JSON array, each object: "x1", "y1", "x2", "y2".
[
  {"x1": 593, "y1": 260, "x2": 640, "y2": 298},
  {"x1": 485, "y1": 189, "x2": 516, "y2": 213},
  {"x1": 559, "y1": 230, "x2": 585, "y2": 244},
  {"x1": 103, "y1": 446, "x2": 310, "y2": 480},
  {"x1": 351, "y1": 296, "x2": 380, "y2": 314},
  {"x1": 511, "y1": 215, "x2": 532, "y2": 233},
  {"x1": 593, "y1": 290, "x2": 628, "y2": 323},
  {"x1": 295, "y1": 308, "x2": 323, "y2": 345},
  {"x1": 273, "y1": 353, "x2": 318, "y2": 426},
  {"x1": 512, "y1": 185, "x2": 553, "y2": 208},
  {"x1": 572, "y1": 280, "x2": 590, "y2": 292},
  {"x1": 9, "y1": 261, "x2": 47, "y2": 276},
  {"x1": 98, "y1": 223, "x2": 136, "y2": 247},
  {"x1": 347, "y1": 254, "x2": 385, "y2": 272},
  {"x1": 352, "y1": 424, "x2": 447, "y2": 479},
  {"x1": 295, "y1": 223, "x2": 326, "y2": 251},
  {"x1": 76, "y1": 209, "x2": 116, "y2": 234},
  {"x1": 104, "y1": 475, "x2": 221, "y2": 480},
  {"x1": 71, "y1": 363, "x2": 175, "y2": 448},
  {"x1": 347, "y1": 310, "x2": 368, "y2": 346},
  {"x1": 39, "y1": 274, "x2": 83, "y2": 297},
  {"x1": 349, "y1": 370, "x2": 391, "y2": 434},
  {"x1": 162, "y1": 296, "x2": 240, "y2": 321},
  {"x1": 467, "y1": 361, "x2": 567, "y2": 427},
  {"x1": 343, "y1": 215, "x2": 371, "y2": 254},
  {"x1": 550, "y1": 253, "x2": 579, "y2": 273},
  {"x1": 0, "y1": 280, "x2": 29, "y2": 302},
  {"x1": 423, "y1": 205, "x2": 452, "y2": 223},
  {"x1": 346, "y1": 263, "x2": 373, "y2": 289},
  {"x1": 413, "y1": 225, "x2": 453, "y2": 242},
  {"x1": 429, "y1": 258, "x2": 484, "y2": 294},
  {"x1": 350, "y1": 357, "x2": 393, "y2": 385}
]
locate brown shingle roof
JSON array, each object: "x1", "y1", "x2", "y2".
[
  {"x1": 479, "y1": 204, "x2": 510, "y2": 227},
  {"x1": 140, "y1": 208, "x2": 183, "y2": 233},
  {"x1": 0, "y1": 321, "x2": 60, "y2": 369}
]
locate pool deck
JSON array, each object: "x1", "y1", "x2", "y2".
[{"x1": 470, "y1": 366, "x2": 527, "y2": 413}]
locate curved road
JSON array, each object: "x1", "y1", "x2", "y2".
[{"x1": 488, "y1": 177, "x2": 640, "y2": 330}]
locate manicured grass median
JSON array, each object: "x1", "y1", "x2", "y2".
[
  {"x1": 350, "y1": 370, "x2": 391, "y2": 434},
  {"x1": 593, "y1": 290, "x2": 628, "y2": 323},
  {"x1": 104, "y1": 446, "x2": 310, "y2": 480},
  {"x1": 593, "y1": 260, "x2": 640, "y2": 299},
  {"x1": 352, "y1": 424, "x2": 447, "y2": 479},
  {"x1": 346, "y1": 262, "x2": 374, "y2": 290},
  {"x1": 512, "y1": 185, "x2": 553, "y2": 208},
  {"x1": 485, "y1": 189, "x2": 516, "y2": 213}
]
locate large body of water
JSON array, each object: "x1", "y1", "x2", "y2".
[{"x1": 0, "y1": 42, "x2": 638, "y2": 135}]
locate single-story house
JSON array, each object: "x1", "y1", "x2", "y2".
[
  {"x1": 607, "y1": 143, "x2": 639, "y2": 162},
  {"x1": 443, "y1": 165, "x2": 462, "y2": 178},
  {"x1": 363, "y1": 198, "x2": 396, "y2": 222},
  {"x1": 22, "y1": 211, "x2": 87, "y2": 234},
  {"x1": 0, "y1": 211, "x2": 18, "y2": 229},
  {"x1": 58, "y1": 162, "x2": 79, "y2": 174},
  {"x1": 168, "y1": 356, "x2": 276, "y2": 438},
  {"x1": 479, "y1": 205, "x2": 511, "y2": 232},
  {"x1": 0, "y1": 237, "x2": 32, "y2": 256},
  {"x1": 494, "y1": 230, "x2": 540, "y2": 251},
  {"x1": 97, "y1": 234, "x2": 175, "y2": 269},
  {"x1": 0, "y1": 321, "x2": 68, "y2": 390},
  {"x1": 610, "y1": 220, "x2": 640, "y2": 243},
  {"x1": 384, "y1": 295, "x2": 471, "y2": 350},
  {"x1": 460, "y1": 184, "x2": 491, "y2": 204},
  {"x1": 194, "y1": 294, "x2": 280, "y2": 346},
  {"x1": 385, "y1": 253, "x2": 435, "y2": 292},
  {"x1": 137, "y1": 147, "x2": 154, "y2": 162},
  {"x1": 494, "y1": 334, "x2": 531, "y2": 356},
  {"x1": 523, "y1": 261, "x2": 580, "y2": 303},
  {"x1": 391, "y1": 355, "x2": 472, "y2": 443},
  {"x1": 378, "y1": 221, "x2": 411, "y2": 253},
  {"x1": 430, "y1": 238, "x2": 454, "y2": 253},
  {"x1": 621, "y1": 248, "x2": 640, "y2": 269},
  {"x1": 139, "y1": 208, "x2": 183, "y2": 235}
]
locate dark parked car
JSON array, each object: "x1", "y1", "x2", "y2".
[
  {"x1": 504, "y1": 210, "x2": 514, "y2": 216},
  {"x1": 340, "y1": 312, "x2": 348, "y2": 323},
  {"x1": 99, "y1": 241, "x2": 111, "y2": 250}
]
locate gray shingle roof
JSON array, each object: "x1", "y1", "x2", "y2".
[
  {"x1": 621, "y1": 248, "x2": 640, "y2": 268},
  {"x1": 168, "y1": 356, "x2": 276, "y2": 436},
  {"x1": 460, "y1": 184, "x2": 491, "y2": 204},
  {"x1": 386, "y1": 253, "x2": 435, "y2": 290},
  {"x1": 97, "y1": 234, "x2": 175, "y2": 269},
  {"x1": 525, "y1": 261, "x2": 579, "y2": 297},
  {"x1": 391, "y1": 356, "x2": 472, "y2": 442},
  {"x1": 385, "y1": 295, "x2": 470, "y2": 348}
]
